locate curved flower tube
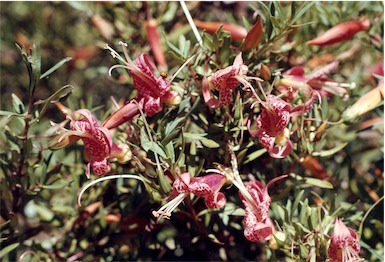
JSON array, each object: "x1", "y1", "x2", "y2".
[
  {"x1": 203, "y1": 53, "x2": 248, "y2": 108},
  {"x1": 328, "y1": 218, "x2": 361, "y2": 262}
]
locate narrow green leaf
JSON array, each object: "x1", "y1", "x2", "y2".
[
  {"x1": 257, "y1": 1, "x2": 273, "y2": 39},
  {"x1": 40, "y1": 57, "x2": 72, "y2": 79},
  {"x1": 183, "y1": 132, "x2": 207, "y2": 140},
  {"x1": 140, "y1": 128, "x2": 151, "y2": 151},
  {"x1": 312, "y1": 142, "x2": 348, "y2": 157},
  {"x1": 309, "y1": 207, "x2": 318, "y2": 230},
  {"x1": 290, "y1": 2, "x2": 316, "y2": 25},
  {"x1": 150, "y1": 142, "x2": 168, "y2": 159},
  {"x1": 201, "y1": 139, "x2": 220, "y2": 148},
  {"x1": 163, "y1": 32, "x2": 184, "y2": 58},
  {"x1": 164, "y1": 117, "x2": 185, "y2": 137},
  {"x1": 291, "y1": 1, "x2": 297, "y2": 21},
  {"x1": 270, "y1": 16, "x2": 281, "y2": 29},
  {"x1": 299, "y1": 199, "x2": 309, "y2": 227},
  {"x1": 29, "y1": 44, "x2": 41, "y2": 97},
  {"x1": 0, "y1": 243, "x2": 19, "y2": 258},
  {"x1": 273, "y1": 1, "x2": 286, "y2": 25},
  {"x1": 304, "y1": 178, "x2": 333, "y2": 189},
  {"x1": 244, "y1": 148, "x2": 266, "y2": 164},
  {"x1": 41, "y1": 181, "x2": 71, "y2": 190},
  {"x1": 38, "y1": 85, "x2": 74, "y2": 118},
  {"x1": 290, "y1": 189, "x2": 305, "y2": 220},
  {"x1": 165, "y1": 142, "x2": 175, "y2": 163},
  {"x1": 11, "y1": 93, "x2": 25, "y2": 114}
]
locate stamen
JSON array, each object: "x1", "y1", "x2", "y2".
[
  {"x1": 108, "y1": 64, "x2": 129, "y2": 76},
  {"x1": 118, "y1": 41, "x2": 134, "y2": 64},
  {"x1": 205, "y1": 169, "x2": 223, "y2": 174},
  {"x1": 152, "y1": 193, "x2": 187, "y2": 221}
]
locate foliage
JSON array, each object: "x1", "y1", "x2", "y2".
[{"x1": 0, "y1": 1, "x2": 383, "y2": 261}]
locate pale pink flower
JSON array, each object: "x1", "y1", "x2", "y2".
[
  {"x1": 152, "y1": 172, "x2": 227, "y2": 220},
  {"x1": 67, "y1": 109, "x2": 127, "y2": 178},
  {"x1": 276, "y1": 60, "x2": 351, "y2": 101},
  {"x1": 103, "y1": 42, "x2": 180, "y2": 129},
  {"x1": 203, "y1": 53, "x2": 248, "y2": 108},
  {"x1": 328, "y1": 218, "x2": 361, "y2": 262},
  {"x1": 239, "y1": 175, "x2": 287, "y2": 242}
]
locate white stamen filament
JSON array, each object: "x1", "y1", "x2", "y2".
[
  {"x1": 152, "y1": 193, "x2": 187, "y2": 221},
  {"x1": 105, "y1": 43, "x2": 156, "y2": 91},
  {"x1": 342, "y1": 245, "x2": 361, "y2": 262}
]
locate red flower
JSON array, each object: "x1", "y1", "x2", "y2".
[
  {"x1": 103, "y1": 43, "x2": 181, "y2": 129},
  {"x1": 328, "y1": 218, "x2": 361, "y2": 262},
  {"x1": 249, "y1": 94, "x2": 318, "y2": 158},
  {"x1": 249, "y1": 95, "x2": 293, "y2": 158},
  {"x1": 68, "y1": 109, "x2": 129, "y2": 178},
  {"x1": 239, "y1": 175, "x2": 287, "y2": 242},
  {"x1": 203, "y1": 53, "x2": 248, "y2": 108},
  {"x1": 152, "y1": 172, "x2": 227, "y2": 220}
]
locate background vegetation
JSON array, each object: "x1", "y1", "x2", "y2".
[{"x1": 0, "y1": 2, "x2": 383, "y2": 261}]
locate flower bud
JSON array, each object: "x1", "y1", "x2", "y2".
[
  {"x1": 300, "y1": 155, "x2": 329, "y2": 179},
  {"x1": 314, "y1": 122, "x2": 327, "y2": 142},
  {"x1": 260, "y1": 63, "x2": 271, "y2": 81},
  {"x1": 342, "y1": 84, "x2": 384, "y2": 123},
  {"x1": 55, "y1": 102, "x2": 72, "y2": 117},
  {"x1": 242, "y1": 15, "x2": 263, "y2": 52},
  {"x1": 269, "y1": 231, "x2": 286, "y2": 250},
  {"x1": 49, "y1": 134, "x2": 79, "y2": 150},
  {"x1": 115, "y1": 144, "x2": 132, "y2": 164},
  {"x1": 194, "y1": 19, "x2": 247, "y2": 41},
  {"x1": 145, "y1": 18, "x2": 166, "y2": 68},
  {"x1": 91, "y1": 14, "x2": 115, "y2": 40},
  {"x1": 307, "y1": 19, "x2": 370, "y2": 46}
]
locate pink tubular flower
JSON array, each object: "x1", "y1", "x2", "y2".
[
  {"x1": 239, "y1": 175, "x2": 288, "y2": 242},
  {"x1": 68, "y1": 109, "x2": 128, "y2": 178},
  {"x1": 103, "y1": 42, "x2": 181, "y2": 129},
  {"x1": 152, "y1": 172, "x2": 227, "y2": 221},
  {"x1": 276, "y1": 60, "x2": 353, "y2": 101},
  {"x1": 249, "y1": 95, "x2": 292, "y2": 158},
  {"x1": 248, "y1": 94, "x2": 318, "y2": 158},
  {"x1": 307, "y1": 20, "x2": 370, "y2": 46},
  {"x1": 203, "y1": 53, "x2": 248, "y2": 108},
  {"x1": 328, "y1": 218, "x2": 361, "y2": 262}
]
